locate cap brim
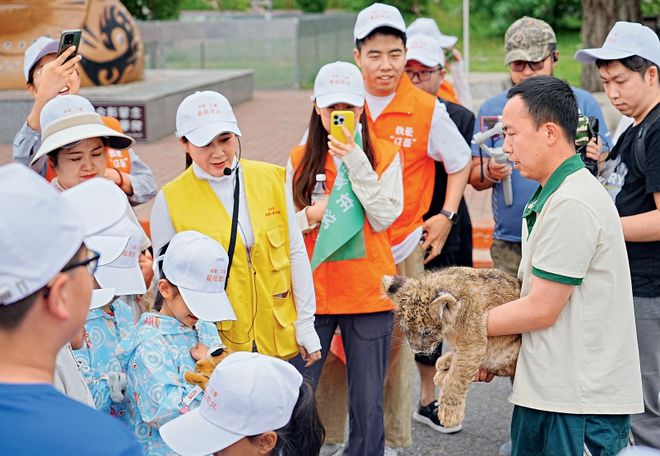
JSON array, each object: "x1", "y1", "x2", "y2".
[
  {"x1": 85, "y1": 235, "x2": 130, "y2": 266},
  {"x1": 575, "y1": 47, "x2": 634, "y2": 63},
  {"x1": 160, "y1": 408, "x2": 244, "y2": 456},
  {"x1": 90, "y1": 288, "x2": 116, "y2": 310},
  {"x1": 25, "y1": 41, "x2": 59, "y2": 80},
  {"x1": 406, "y1": 51, "x2": 443, "y2": 68},
  {"x1": 315, "y1": 93, "x2": 364, "y2": 109},
  {"x1": 61, "y1": 179, "x2": 127, "y2": 237},
  {"x1": 95, "y1": 263, "x2": 146, "y2": 296},
  {"x1": 32, "y1": 124, "x2": 134, "y2": 165},
  {"x1": 355, "y1": 20, "x2": 406, "y2": 41},
  {"x1": 183, "y1": 122, "x2": 242, "y2": 147},
  {"x1": 505, "y1": 47, "x2": 549, "y2": 65},
  {"x1": 178, "y1": 286, "x2": 237, "y2": 322},
  {"x1": 438, "y1": 35, "x2": 457, "y2": 48}
]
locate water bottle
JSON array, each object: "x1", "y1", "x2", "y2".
[{"x1": 311, "y1": 173, "x2": 327, "y2": 205}]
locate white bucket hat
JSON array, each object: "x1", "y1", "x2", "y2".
[
  {"x1": 0, "y1": 165, "x2": 126, "y2": 305},
  {"x1": 575, "y1": 21, "x2": 660, "y2": 68},
  {"x1": 407, "y1": 18, "x2": 458, "y2": 49},
  {"x1": 24, "y1": 37, "x2": 59, "y2": 82},
  {"x1": 160, "y1": 351, "x2": 303, "y2": 456},
  {"x1": 406, "y1": 34, "x2": 446, "y2": 68},
  {"x1": 313, "y1": 61, "x2": 365, "y2": 108},
  {"x1": 176, "y1": 91, "x2": 241, "y2": 147},
  {"x1": 161, "y1": 231, "x2": 236, "y2": 322},
  {"x1": 32, "y1": 95, "x2": 135, "y2": 166},
  {"x1": 86, "y1": 217, "x2": 147, "y2": 297},
  {"x1": 354, "y1": 3, "x2": 406, "y2": 42}
]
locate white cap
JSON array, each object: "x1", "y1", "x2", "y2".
[
  {"x1": 24, "y1": 37, "x2": 59, "y2": 81},
  {"x1": 407, "y1": 18, "x2": 458, "y2": 49},
  {"x1": 32, "y1": 95, "x2": 135, "y2": 165},
  {"x1": 86, "y1": 216, "x2": 147, "y2": 296},
  {"x1": 313, "y1": 61, "x2": 365, "y2": 108},
  {"x1": 90, "y1": 288, "x2": 116, "y2": 310},
  {"x1": 176, "y1": 91, "x2": 242, "y2": 147},
  {"x1": 575, "y1": 21, "x2": 660, "y2": 68},
  {"x1": 160, "y1": 351, "x2": 303, "y2": 456},
  {"x1": 0, "y1": 165, "x2": 126, "y2": 305},
  {"x1": 406, "y1": 34, "x2": 445, "y2": 67},
  {"x1": 354, "y1": 3, "x2": 406, "y2": 42},
  {"x1": 162, "y1": 231, "x2": 236, "y2": 322}
]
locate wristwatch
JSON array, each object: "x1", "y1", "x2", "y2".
[{"x1": 439, "y1": 209, "x2": 459, "y2": 224}]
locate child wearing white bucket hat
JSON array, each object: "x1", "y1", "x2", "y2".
[
  {"x1": 13, "y1": 37, "x2": 157, "y2": 206},
  {"x1": 0, "y1": 163, "x2": 141, "y2": 454},
  {"x1": 286, "y1": 60, "x2": 403, "y2": 455},
  {"x1": 119, "y1": 230, "x2": 235, "y2": 455},
  {"x1": 73, "y1": 215, "x2": 150, "y2": 422},
  {"x1": 150, "y1": 90, "x2": 321, "y2": 368},
  {"x1": 160, "y1": 351, "x2": 324, "y2": 456}
]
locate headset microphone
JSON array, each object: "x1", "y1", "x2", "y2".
[
  {"x1": 222, "y1": 136, "x2": 243, "y2": 176},
  {"x1": 223, "y1": 167, "x2": 233, "y2": 176}
]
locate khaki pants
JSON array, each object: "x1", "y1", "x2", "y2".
[{"x1": 317, "y1": 244, "x2": 424, "y2": 448}]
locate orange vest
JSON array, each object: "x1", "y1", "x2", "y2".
[
  {"x1": 44, "y1": 116, "x2": 131, "y2": 182},
  {"x1": 365, "y1": 74, "x2": 436, "y2": 245},
  {"x1": 437, "y1": 80, "x2": 459, "y2": 104},
  {"x1": 290, "y1": 134, "x2": 398, "y2": 314}
]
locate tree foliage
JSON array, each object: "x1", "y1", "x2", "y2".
[
  {"x1": 472, "y1": 0, "x2": 583, "y2": 35},
  {"x1": 120, "y1": 0, "x2": 181, "y2": 20},
  {"x1": 295, "y1": 0, "x2": 328, "y2": 13}
]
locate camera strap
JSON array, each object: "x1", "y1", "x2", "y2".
[
  {"x1": 632, "y1": 106, "x2": 660, "y2": 174},
  {"x1": 225, "y1": 171, "x2": 240, "y2": 290}
]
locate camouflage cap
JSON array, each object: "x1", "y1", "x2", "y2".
[{"x1": 504, "y1": 17, "x2": 556, "y2": 65}]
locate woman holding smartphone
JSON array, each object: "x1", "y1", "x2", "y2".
[
  {"x1": 149, "y1": 90, "x2": 321, "y2": 369},
  {"x1": 286, "y1": 61, "x2": 404, "y2": 456}
]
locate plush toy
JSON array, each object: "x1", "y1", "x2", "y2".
[{"x1": 184, "y1": 346, "x2": 232, "y2": 390}]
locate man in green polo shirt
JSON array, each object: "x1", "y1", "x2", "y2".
[{"x1": 484, "y1": 75, "x2": 643, "y2": 454}]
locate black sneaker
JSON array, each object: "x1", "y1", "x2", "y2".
[{"x1": 412, "y1": 400, "x2": 463, "y2": 434}]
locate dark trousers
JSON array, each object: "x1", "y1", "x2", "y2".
[{"x1": 291, "y1": 312, "x2": 393, "y2": 456}]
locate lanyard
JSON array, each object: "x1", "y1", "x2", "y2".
[{"x1": 225, "y1": 170, "x2": 240, "y2": 290}]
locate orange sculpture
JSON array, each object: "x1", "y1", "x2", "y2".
[{"x1": 0, "y1": 0, "x2": 144, "y2": 89}]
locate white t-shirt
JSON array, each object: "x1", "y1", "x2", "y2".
[
  {"x1": 365, "y1": 92, "x2": 471, "y2": 264},
  {"x1": 512, "y1": 165, "x2": 643, "y2": 414}
]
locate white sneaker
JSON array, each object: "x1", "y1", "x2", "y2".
[
  {"x1": 499, "y1": 440, "x2": 512, "y2": 456},
  {"x1": 320, "y1": 443, "x2": 344, "y2": 456},
  {"x1": 384, "y1": 447, "x2": 398, "y2": 456}
]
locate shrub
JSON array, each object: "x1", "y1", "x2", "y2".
[
  {"x1": 121, "y1": 0, "x2": 181, "y2": 20},
  {"x1": 295, "y1": 0, "x2": 328, "y2": 12}
]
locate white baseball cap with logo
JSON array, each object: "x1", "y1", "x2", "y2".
[
  {"x1": 32, "y1": 95, "x2": 135, "y2": 165},
  {"x1": 160, "y1": 351, "x2": 303, "y2": 456},
  {"x1": 23, "y1": 36, "x2": 59, "y2": 81},
  {"x1": 406, "y1": 34, "x2": 446, "y2": 68},
  {"x1": 354, "y1": 3, "x2": 406, "y2": 42},
  {"x1": 176, "y1": 91, "x2": 242, "y2": 147},
  {"x1": 87, "y1": 216, "x2": 148, "y2": 297},
  {"x1": 407, "y1": 18, "x2": 458, "y2": 49},
  {"x1": 575, "y1": 21, "x2": 660, "y2": 68},
  {"x1": 0, "y1": 165, "x2": 126, "y2": 305},
  {"x1": 162, "y1": 231, "x2": 236, "y2": 322},
  {"x1": 313, "y1": 61, "x2": 365, "y2": 108}
]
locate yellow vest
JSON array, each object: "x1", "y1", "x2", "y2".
[{"x1": 162, "y1": 160, "x2": 299, "y2": 359}]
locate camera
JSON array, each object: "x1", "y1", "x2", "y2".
[
  {"x1": 575, "y1": 115, "x2": 599, "y2": 176},
  {"x1": 333, "y1": 114, "x2": 345, "y2": 126}
]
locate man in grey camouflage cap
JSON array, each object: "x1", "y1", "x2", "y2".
[{"x1": 468, "y1": 18, "x2": 612, "y2": 455}]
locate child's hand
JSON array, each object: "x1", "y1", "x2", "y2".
[{"x1": 190, "y1": 343, "x2": 209, "y2": 361}]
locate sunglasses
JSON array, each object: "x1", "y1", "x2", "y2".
[
  {"x1": 509, "y1": 57, "x2": 550, "y2": 73},
  {"x1": 43, "y1": 249, "x2": 100, "y2": 299}
]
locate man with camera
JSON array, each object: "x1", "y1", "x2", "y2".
[
  {"x1": 469, "y1": 16, "x2": 611, "y2": 277},
  {"x1": 577, "y1": 21, "x2": 660, "y2": 449}
]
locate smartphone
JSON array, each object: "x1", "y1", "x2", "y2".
[
  {"x1": 480, "y1": 115, "x2": 502, "y2": 132},
  {"x1": 57, "y1": 29, "x2": 82, "y2": 63},
  {"x1": 330, "y1": 110, "x2": 355, "y2": 144}
]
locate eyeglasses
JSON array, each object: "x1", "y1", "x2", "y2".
[
  {"x1": 405, "y1": 67, "x2": 442, "y2": 82},
  {"x1": 61, "y1": 249, "x2": 101, "y2": 275},
  {"x1": 509, "y1": 57, "x2": 549, "y2": 73}
]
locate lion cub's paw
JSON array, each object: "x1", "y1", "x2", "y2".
[{"x1": 438, "y1": 398, "x2": 466, "y2": 429}]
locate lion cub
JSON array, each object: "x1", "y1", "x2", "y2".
[{"x1": 383, "y1": 267, "x2": 521, "y2": 429}]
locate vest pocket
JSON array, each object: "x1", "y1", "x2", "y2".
[
  {"x1": 266, "y1": 225, "x2": 290, "y2": 271},
  {"x1": 272, "y1": 295, "x2": 297, "y2": 328}
]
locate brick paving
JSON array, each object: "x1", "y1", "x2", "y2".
[{"x1": 0, "y1": 89, "x2": 493, "y2": 262}]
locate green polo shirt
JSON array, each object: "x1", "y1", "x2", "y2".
[{"x1": 523, "y1": 155, "x2": 584, "y2": 285}]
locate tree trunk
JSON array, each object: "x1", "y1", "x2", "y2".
[{"x1": 580, "y1": 0, "x2": 641, "y2": 91}]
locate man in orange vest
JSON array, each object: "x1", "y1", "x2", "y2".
[
  {"x1": 13, "y1": 36, "x2": 157, "y2": 206},
  {"x1": 352, "y1": 3, "x2": 471, "y2": 452}
]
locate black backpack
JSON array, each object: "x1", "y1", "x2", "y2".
[{"x1": 630, "y1": 106, "x2": 660, "y2": 173}]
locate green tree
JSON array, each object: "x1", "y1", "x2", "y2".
[{"x1": 121, "y1": 0, "x2": 182, "y2": 20}]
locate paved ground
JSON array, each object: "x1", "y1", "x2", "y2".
[{"x1": 0, "y1": 90, "x2": 510, "y2": 455}]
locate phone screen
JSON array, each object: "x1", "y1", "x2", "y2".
[{"x1": 57, "y1": 30, "x2": 82, "y2": 63}]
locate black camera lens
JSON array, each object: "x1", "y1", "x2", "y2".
[
  {"x1": 64, "y1": 35, "x2": 74, "y2": 44},
  {"x1": 333, "y1": 115, "x2": 339, "y2": 120}
]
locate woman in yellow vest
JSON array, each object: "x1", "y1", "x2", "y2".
[
  {"x1": 150, "y1": 91, "x2": 321, "y2": 367},
  {"x1": 286, "y1": 61, "x2": 403, "y2": 456}
]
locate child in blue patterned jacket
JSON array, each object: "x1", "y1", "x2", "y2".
[{"x1": 119, "y1": 230, "x2": 237, "y2": 455}]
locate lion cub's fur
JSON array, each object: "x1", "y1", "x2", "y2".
[{"x1": 383, "y1": 267, "x2": 521, "y2": 429}]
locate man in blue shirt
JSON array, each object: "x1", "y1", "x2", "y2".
[
  {"x1": 469, "y1": 16, "x2": 611, "y2": 276},
  {"x1": 0, "y1": 164, "x2": 141, "y2": 455}
]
